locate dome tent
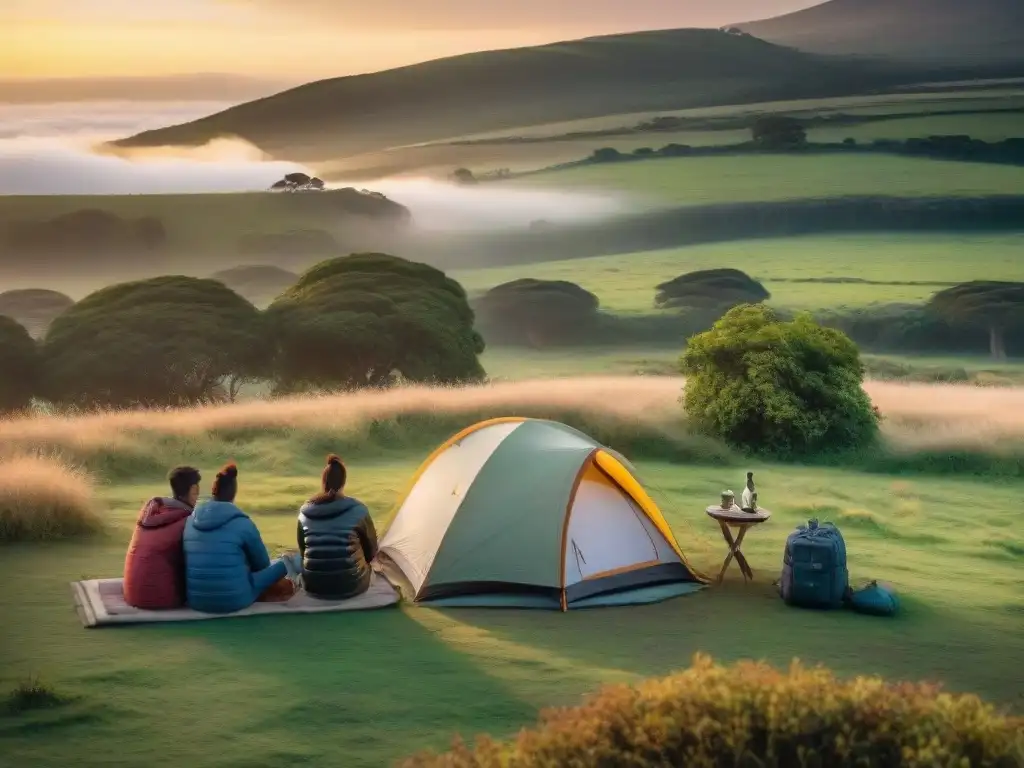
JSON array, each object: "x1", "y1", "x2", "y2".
[{"x1": 376, "y1": 418, "x2": 707, "y2": 610}]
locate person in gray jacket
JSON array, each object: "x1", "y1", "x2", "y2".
[{"x1": 296, "y1": 454, "x2": 378, "y2": 600}]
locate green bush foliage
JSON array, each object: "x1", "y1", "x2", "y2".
[
  {"x1": 680, "y1": 304, "x2": 880, "y2": 456},
  {"x1": 265, "y1": 253, "x2": 485, "y2": 391},
  {"x1": 403, "y1": 653, "x2": 1024, "y2": 768},
  {"x1": 926, "y1": 281, "x2": 1024, "y2": 361},
  {"x1": 473, "y1": 278, "x2": 600, "y2": 347},
  {"x1": 655, "y1": 268, "x2": 770, "y2": 311},
  {"x1": 42, "y1": 276, "x2": 266, "y2": 408},
  {"x1": 0, "y1": 315, "x2": 40, "y2": 413}
]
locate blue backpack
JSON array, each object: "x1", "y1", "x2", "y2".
[{"x1": 779, "y1": 518, "x2": 850, "y2": 609}]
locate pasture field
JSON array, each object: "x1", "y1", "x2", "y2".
[
  {"x1": 478, "y1": 347, "x2": 1024, "y2": 385},
  {"x1": 436, "y1": 87, "x2": 1024, "y2": 143},
  {"x1": 512, "y1": 154, "x2": 1024, "y2": 207},
  {"x1": 454, "y1": 233, "x2": 1024, "y2": 312},
  {"x1": 1, "y1": 377, "x2": 1023, "y2": 767}
]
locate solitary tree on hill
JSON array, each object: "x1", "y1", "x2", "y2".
[
  {"x1": 751, "y1": 115, "x2": 807, "y2": 149},
  {"x1": 655, "y1": 268, "x2": 770, "y2": 311},
  {"x1": 265, "y1": 253, "x2": 485, "y2": 391},
  {"x1": 270, "y1": 172, "x2": 325, "y2": 192},
  {"x1": 926, "y1": 281, "x2": 1024, "y2": 360}
]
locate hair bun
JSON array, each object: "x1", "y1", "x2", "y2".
[
  {"x1": 326, "y1": 454, "x2": 342, "y2": 467},
  {"x1": 220, "y1": 462, "x2": 238, "y2": 478}
]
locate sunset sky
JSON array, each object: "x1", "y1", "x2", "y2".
[{"x1": 3, "y1": 0, "x2": 821, "y2": 83}]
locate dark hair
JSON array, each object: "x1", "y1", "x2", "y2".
[
  {"x1": 311, "y1": 454, "x2": 347, "y2": 504},
  {"x1": 168, "y1": 466, "x2": 201, "y2": 500},
  {"x1": 212, "y1": 463, "x2": 238, "y2": 502}
]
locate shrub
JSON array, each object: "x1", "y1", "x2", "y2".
[
  {"x1": 402, "y1": 653, "x2": 1024, "y2": 768},
  {"x1": 0, "y1": 455, "x2": 103, "y2": 542},
  {"x1": 473, "y1": 279, "x2": 600, "y2": 347},
  {"x1": 680, "y1": 304, "x2": 880, "y2": 457},
  {"x1": 0, "y1": 316, "x2": 40, "y2": 413},
  {"x1": 655, "y1": 268, "x2": 769, "y2": 311},
  {"x1": 6, "y1": 676, "x2": 68, "y2": 714}
]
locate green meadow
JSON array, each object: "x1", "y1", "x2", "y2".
[
  {"x1": 454, "y1": 233, "x2": 1024, "y2": 312},
  {"x1": 3, "y1": 457, "x2": 1023, "y2": 768}
]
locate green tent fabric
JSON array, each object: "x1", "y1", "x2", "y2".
[{"x1": 377, "y1": 417, "x2": 707, "y2": 610}]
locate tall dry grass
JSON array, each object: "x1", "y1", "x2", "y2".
[
  {"x1": 0, "y1": 455, "x2": 103, "y2": 542},
  {"x1": 1, "y1": 377, "x2": 1022, "y2": 455}
]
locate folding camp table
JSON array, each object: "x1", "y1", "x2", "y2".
[{"x1": 705, "y1": 506, "x2": 771, "y2": 583}]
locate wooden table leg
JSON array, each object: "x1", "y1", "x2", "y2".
[{"x1": 717, "y1": 521, "x2": 755, "y2": 583}]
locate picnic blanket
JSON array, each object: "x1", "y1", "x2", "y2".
[{"x1": 71, "y1": 572, "x2": 400, "y2": 628}]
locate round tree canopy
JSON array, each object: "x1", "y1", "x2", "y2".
[
  {"x1": 0, "y1": 315, "x2": 40, "y2": 412},
  {"x1": 266, "y1": 253, "x2": 485, "y2": 389},
  {"x1": 42, "y1": 275, "x2": 265, "y2": 407},
  {"x1": 656, "y1": 268, "x2": 770, "y2": 310},
  {"x1": 474, "y1": 278, "x2": 601, "y2": 347}
]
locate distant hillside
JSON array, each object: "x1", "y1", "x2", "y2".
[
  {"x1": 737, "y1": 0, "x2": 1024, "y2": 68},
  {"x1": 112, "y1": 28, "x2": 912, "y2": 161}
]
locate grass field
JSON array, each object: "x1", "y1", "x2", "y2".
[
  {"x1": 1, "y1": 377, "x2": 1023, "y2": 767},
  {"x1": 454, "y1": 233, "x2": 1024, "y2": 312},
  {"x1": 512, "y1": 154, "x2": 1024, "y2": 207}
]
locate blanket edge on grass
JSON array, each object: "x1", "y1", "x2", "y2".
[{"x1": 71, "y1": 575, "x2": 400, "y2": 628}]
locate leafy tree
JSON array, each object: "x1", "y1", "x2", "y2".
[
  {"x1": 0, "y1": 289, "x2": 74, "y2": 338},
  {"x1": 269, "y1": 172, "x2": 325, "y2": 192},
  {"x1": 451, "y1": 168, "x2": 477, "y2": 185},
  {"x1": 655, "y1": 268, "x2": 770, "y2": 310},
  {"x1": 265, "y1": 253, "x2": 485, "y2": 390},
  {"x1": 680, "y1": 304, "x2": 879, "y2": 457},
  {"x1": 6, "y1": 209, "x2": 166, "y2": 255},
  {"x1": 42, "y1": 276, "x2": 266, "y2": 408},
  {"x1": 591, "y1": 147, "x2": 623, "y2": 163},
  {"x1": 926, "y1": 281, "x2": 1024, "y2": 361},
  {"x1": 473, "y1": 279, "x2": 600, "y2": 347},
  {"x1": 751, "y1": 115, "x2": 807, "y2": 149},
  {"x1": 0, "y1": 316, "x2": 40, "y2": 413}
]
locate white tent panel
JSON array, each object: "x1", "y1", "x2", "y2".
[
  {"x1": 563, "y1": 472, "x2": 664, "y2": 587},
  {"x1": 379, "y1": 420, "x2": 523, "y2": 593}
]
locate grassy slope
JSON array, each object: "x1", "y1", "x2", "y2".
[
  {"x1": 737, "y1": 0, "x2": 1024, "y2": 67},
  {"x1": 1, "y1": 460, "x2": 1022, "y2": 768},
  {"x1": 340, "y1": 88, "x2": 1024, "y2": 180},
  {"x1": 454, "y1": 233, "x2": 1024, "y2": 312},
  {"x1": 512, "y1": 154, "x2": 1024, "y2": 207},
  {"x1": 110, "y1": 29, "x2": 906, "y2": 161}
]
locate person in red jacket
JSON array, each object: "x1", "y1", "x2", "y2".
[{"x1": 123, "y1": 466, "x2": 201, "y2": 610}]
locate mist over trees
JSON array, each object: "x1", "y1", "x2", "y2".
[{"x1": 0, "y1": 289, "x2": 74, "y2": 338}]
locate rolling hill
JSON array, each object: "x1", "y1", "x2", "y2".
[
  {"x1": 737, "y1": 0, "x2": 1024, "y2": 68},
  {"x1": 111, "y1": 28, "x2": 913, "y2": 162}
]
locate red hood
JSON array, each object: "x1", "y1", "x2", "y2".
[{"x1": 137, "y1": 497, "x2": 193, "y2": 529}]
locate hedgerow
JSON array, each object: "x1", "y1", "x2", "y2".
[{"x1": 402, "y1": 653, "x2": 1024, "y2": 767}]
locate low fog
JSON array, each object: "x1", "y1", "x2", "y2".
[{"x1": 0, "y1": 131, "x2": 631, "y2": 228}]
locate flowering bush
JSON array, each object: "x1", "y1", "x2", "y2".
[{"x1": 402, "y1": 654, "x2": 1024, "y2": 767}]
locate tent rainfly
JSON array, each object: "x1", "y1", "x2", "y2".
[{"x1": 377, "y1": 417, "x2": 707, "y2": 610}]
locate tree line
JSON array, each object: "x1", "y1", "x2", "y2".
[
  {"x1": 473, "y1": 270, "x2": 1024, "y2": 361},
  {"x1": 0, "y1": 256, "x2": 1019, "y2": 413},
  {"x1": 0, "y1": 253, "x2": 485, "y2": 412}
]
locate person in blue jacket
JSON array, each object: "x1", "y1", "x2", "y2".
[
  {"x1": 297, "y1": 454, "x2": 378, "y2": 600},
  {"x1": 183, "y1": 462, "x2": 288, "y2": 613}
]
